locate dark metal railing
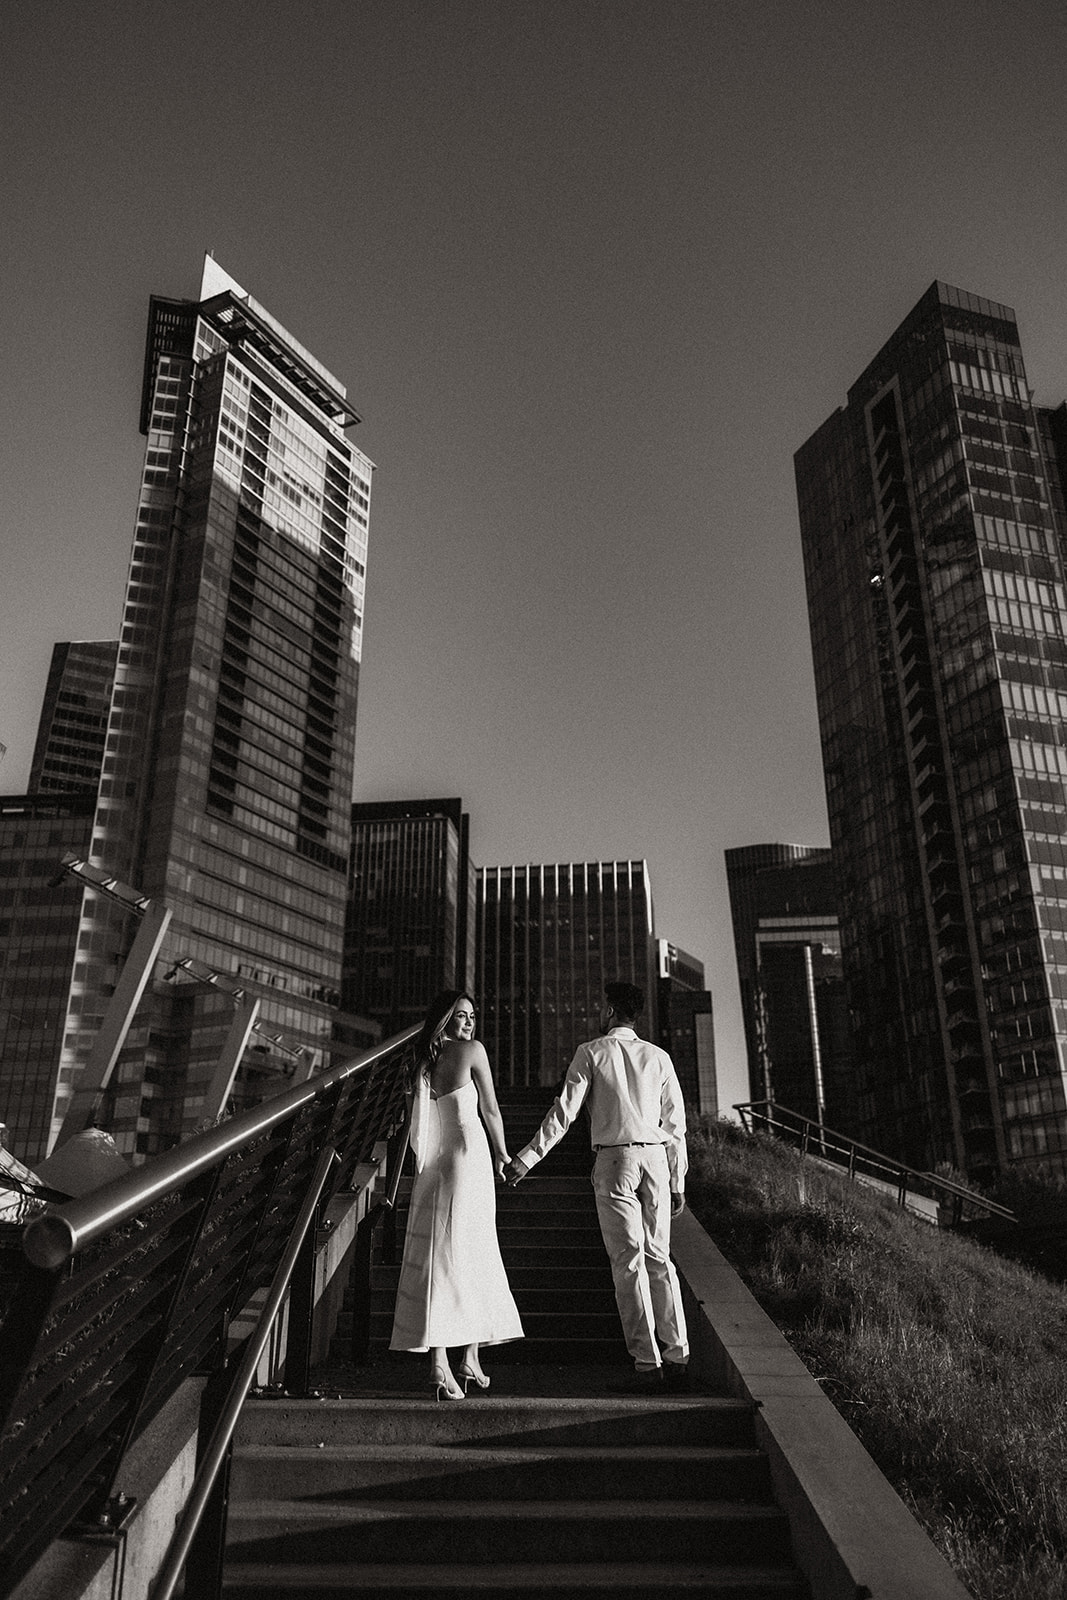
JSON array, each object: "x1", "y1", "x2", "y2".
[
  {"x1": 0, "y1": 1024, "x2": 419, "y2": 1599},
  {"x1": 735, "y1": 1100, "x2": 1016, "y2": 1225}
]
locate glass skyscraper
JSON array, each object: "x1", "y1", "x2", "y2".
[
  {"x1": 795, "y1": 281, "x2": 1067, "y2": 1179},
  {"x1": 476, "y1": 860, "x2": 657, "y2": 1087},
  {"x1": 42, "y1": 257, "x2": 374, "y2": 1156}
]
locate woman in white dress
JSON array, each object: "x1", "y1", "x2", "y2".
[{"x1": 389, "y1": 990, "x2": 524, "y2": 1400}]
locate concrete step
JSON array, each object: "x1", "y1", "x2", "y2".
[
  {"x1": 388, "y1": 1206, "x2": 601, "y2": 1234},
  {"x1": 372, "y1": 1265, "x2": 615, "y2": 1292},
  {"x1": 389, "y1": 1176, "x2": 594, "y2": 1200},
  {"x1": 375, "y1": 1237, "x2": 607, "y2": 1269},
  {"x1": 369, "y1": 1283, "x2": 618, "y2": 1315},
  {"x1": 231, "y1": 1441, "x2": 772, "y2": 1502},
  {"x1": 237, "y1": 1396, "x2": 757, "y2": 1449},
  {"x1": 489, "y1": 1243, "x2": 609, "y2": 1269},
  {"x1": 225, "y1": 1499, "x2": 792, "y2": 1565},
  {"x1": 367, "y1": 1335, "x2": 628, "y2": 1365},
  {"x1": 222, "y1": 1561, "x2": 808, "y2": 1597},
  {"x1": 367, "y1": 1311, "x2": 623, "y2": 1344}
]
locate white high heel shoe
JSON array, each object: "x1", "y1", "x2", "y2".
[{"x1": 430, "y1": 1366, "x2": 465, "y2": 1402}]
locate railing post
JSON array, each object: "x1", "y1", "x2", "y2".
[
  {"x1": 282, "y1": 1189, "x2": 325, "y2": 1397},
  {"x1": 181, "y1": 1352, "x2": 235, "y2": 1600},
  {"x1": 347, "y1": 1202, "x2": 382, "y2": 1365}
]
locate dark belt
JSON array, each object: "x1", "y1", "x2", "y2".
[{"x1": 595, "y1": 1141, "x2": 657, "y2": 1150}]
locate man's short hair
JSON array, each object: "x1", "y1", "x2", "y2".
[{"x1": 605, "y1": 981, "x2": 644, "y2": 1020}]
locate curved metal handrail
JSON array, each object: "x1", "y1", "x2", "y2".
[{"x1": 23, "y1": 1023, "x2": 420, "y2": 1269}]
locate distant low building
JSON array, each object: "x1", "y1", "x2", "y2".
[
  {"x1": 344, "y1": 798, "x2": 475, "y2": 1037},
  {"x1": 28, "y1": 641, "x2": 117, "y2": 796},
  {"x1": 654, "y1": 940, "x2": 716, "y2": 1115},
  {"x1": 476, "y1": 860, "x2": 658, "y2": 1087},
  {"x1": 0, "y1": 793, "x2": 95, "y2": 1164},
  {"x1": 726, "y1": 844, "x2": 854, "y2": 1132}
]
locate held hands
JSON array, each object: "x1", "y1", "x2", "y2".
[{"x1": 503, "y1": 1156, "x2": 528, "y2": 1188}]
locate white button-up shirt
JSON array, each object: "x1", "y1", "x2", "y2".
[{"x1": 516, "y1": 1027, "x2": 688, "y2": 1193}]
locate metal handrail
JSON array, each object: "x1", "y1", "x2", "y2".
[
  {"x1": 0, "y1": 1023, "x2": 420, "y2": 1599},
  {"x1": 150, "y1": 1145, "x2": 339, "y2": 1600},
  {"x1": 23, "y1": 1023, "x2": 420, "y2": 1269},
  {"x1": 735, "y1": 1099, "x2": 1016, "y2": 1223}
]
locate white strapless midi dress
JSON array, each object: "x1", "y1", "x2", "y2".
[{"x1": 390, "y1": 1079, "x2": 524, "y2": 1352}]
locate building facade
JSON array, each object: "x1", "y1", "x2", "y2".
[
  {"x1": 476, "y1": 860, "x2": 658, "y2": 1087},
  {"x1": 795, "y1": 280, "x2": 1067, "y2": 1179},
  {"x1": 344, "y1": 798, "x2": 476, "y2": 1037},
  {"x1": 28, "y1": 642, "x2": 117, "y2": 796},
  {"x1": 0, "y1": 794, "x2": 95, "y2": 1162},
  {"x1": 654, "y1": 940, "x2": 716, "y2": 1115},
  {"x1": 26, "y1": 257, "x2": 376, "y2": 1158},
  {"x1": 725, "y1": 845, "x2": 853, "y2": 1133}
]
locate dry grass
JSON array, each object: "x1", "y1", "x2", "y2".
[{"x1": 686, "y1": 1119, "x2": 1067, "y2": 1600}]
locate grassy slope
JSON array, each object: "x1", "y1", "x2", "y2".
[{"x1": 686, "y1": 1120, "x2": 1067, "y2": 1600}]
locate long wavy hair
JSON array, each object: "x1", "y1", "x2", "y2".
[{"x1": 413, "y1": 989, "x2": 475, "y2": 1083}]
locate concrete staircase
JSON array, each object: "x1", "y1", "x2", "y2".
[{"x1": 221, "y1": 1088, "x2": 810, "y2": 1598}]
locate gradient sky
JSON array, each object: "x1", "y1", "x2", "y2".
[{"x1": 3, "y1": 0, "x2": 1067, "y2": 1115}]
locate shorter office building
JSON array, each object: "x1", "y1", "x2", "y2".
[
  {"x1": 0, "y1": 793, "x2": 95, "y2": 1164},
  {"x1": 726, "y1": 844, "x2": 854, "y2": 1131},
  {"x1": 344, "y1": 799, "x2": 475, "y2": 1038},
  {"x1": 655, "y1": 940, "x2": 716, "y2": 1114},
  {"x1": 29, "y1": 641, "x2": 117, "y2": 795},
  {"x1": 476, "y1": 859, "x2": 658, "y2": 1087}
]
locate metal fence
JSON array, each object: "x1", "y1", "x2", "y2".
[
  {"x1": 0, "y1": 1025, "x2": 418, "y2": 1599},
  {"x1": 735, "y1": 1098, "x2": 1016, "y2": 1225}
]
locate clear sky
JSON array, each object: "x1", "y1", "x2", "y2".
[{"x1": 2, "y1": 0, "x2": 1066, "y2": 1116}]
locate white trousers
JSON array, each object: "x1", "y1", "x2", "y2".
[{"x1": 592, "y1": 1144, "x2": 689, "y2": 1371}]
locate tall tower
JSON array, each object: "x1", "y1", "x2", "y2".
[
  {"x1": 795, "y1": 281, "x2": 1067, "y2": 1180},
  {"x1": 48, "y1": 258, "x2": 374, "y2": 1156}
]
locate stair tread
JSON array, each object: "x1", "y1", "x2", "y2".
[
  {"x1": 230, "y1": 1498, "x2": 784, "y2": 1521},
  {"x1": 236, "y1": 1443, "x2": 762, "y2": 1462},
  {"x1": 243, "y1": 1395, "x2": 745, "y2": 1414},
  {"x1": 223, "y1": 1559, "x2": 806, "y2": 1587}
]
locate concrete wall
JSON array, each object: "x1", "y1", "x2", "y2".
[{"x1": 672, "y1": 1208, "x2": 973, "y2": 1600}]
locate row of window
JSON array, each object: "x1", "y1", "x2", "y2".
[{"x1": 950, "y1": 359, "x2": 1028, "y2": 403}]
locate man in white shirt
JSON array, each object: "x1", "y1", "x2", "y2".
[{"x1": 504, "y1": 981, "x2": 689, "y2": 1393}]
